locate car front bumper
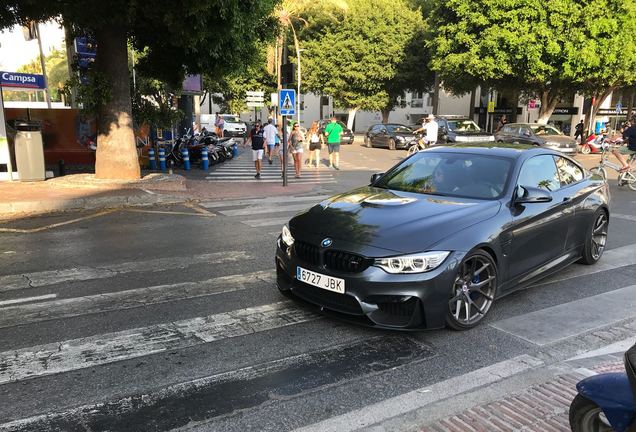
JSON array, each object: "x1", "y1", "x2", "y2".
[
  {"x1": 275, "y1": 238, "x2": 463, "y2": 330},
  {"x1": 224, "y1": 129, "x2": 246, "y2": 137}
]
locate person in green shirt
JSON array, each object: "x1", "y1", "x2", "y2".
[{"x1": 324, "y1": 116, "x2": 343, "y2": 170}]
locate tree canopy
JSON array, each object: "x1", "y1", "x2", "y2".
[
  {"x1": 427, "y1": 0, "x2": 636, "y2": 123},
  {"x1": 300, "y1": 0, "x2": 433, "y2": 125}
]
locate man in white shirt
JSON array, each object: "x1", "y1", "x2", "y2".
[
  {"x1": 263, "y1": 119, "x2": 278, "y2": 165},
  {"x1": 423, "y1": 114, "x2": 438, "y2": 146}
]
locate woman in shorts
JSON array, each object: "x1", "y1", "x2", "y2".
[
  {"x1": 288, "y1": 123, "x2": 305, "y2": 178},
  {"x1": 306, "y1": 121, "x2": 322, "y2": 168}
]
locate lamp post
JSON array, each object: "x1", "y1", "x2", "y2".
[{"x1": 297, "y1": 48, "x2": 305, "y2": 124}]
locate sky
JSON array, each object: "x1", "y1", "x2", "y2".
[{"x1": 0, "y1": 20, "x2": 65, "y2": 72}]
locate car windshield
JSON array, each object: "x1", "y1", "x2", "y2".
[
  {"x1": 387, "y1": 124, "x2": 412, "y2": 133},
  {"x1": 375, "y1": 152, "x2": 513, "y2": 199},
  {"x1": 447, "y1": 120, "x2": 482, "y2": 132},
  {"x1": 530, "y1": 125, "x2": 561, "y2": 136},
  {"x1": 222, "y1": 115, "x2": 241, "y2": 123}
]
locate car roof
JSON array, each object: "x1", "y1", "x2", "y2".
[
  {"x1": 505, "y1": 123, "x2": 554, "y2": 127},
  {"x1": 423, "y1": 143, "x2": 560, "y2": 159},
  {"x1": 437, "y1": 115, "x2": 472, "y2": 120}
]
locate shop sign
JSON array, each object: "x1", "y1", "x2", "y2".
[{"x1": 0, "y1": 71, "x2": 46, "y2": 89}]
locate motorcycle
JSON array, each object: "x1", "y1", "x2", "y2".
[
  {"x1": 569, "y1": 342, "x2": 636, "y2": 432},
  {"x1": 580, "y1": 133, "x2": 610, "y2": 155}
]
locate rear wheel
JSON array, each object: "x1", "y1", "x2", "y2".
[
  {"x1": 569, "y1": 394, "x2": 613, "y2": 432},
  {"x1": 580, "y1": 144, "x2": 592, "y2": 155},
  {"x1": 579, "y1": 209, "x2": 608, "y2": 265},
  {"x1": 407, "y1": 144, "x2": 419, "y2": 156},
  {"x1": 446, "y1": 250, "x2": 497, "y2": 330},
  {"x1": 620, "y1": 170, "x2": 636, "y2": 191}
]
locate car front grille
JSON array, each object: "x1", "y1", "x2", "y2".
[
  {"x1": 292, "y1": 281, "x2": 363, "y2": 315},
  {"x1": 294, "y1": 240, "x2": 371, "y2": 274}
]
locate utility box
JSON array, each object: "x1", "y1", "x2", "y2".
[{"x1": 14, "y1": 122, "x2": 45, "y2": 181}]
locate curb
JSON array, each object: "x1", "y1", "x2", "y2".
[{"x1": 0, "y1": 193, "x2": 186, "y2": 218}]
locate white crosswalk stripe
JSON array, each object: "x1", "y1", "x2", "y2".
[{"x1": 205, "y1": 154, "x2": 338, "y2": 183}]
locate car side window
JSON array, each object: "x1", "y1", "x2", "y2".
[
  {"x1": 519, "y1": 127, "x2": 531, "y2": 136},
  {"x1": 371, "y1": 125, "x2": 381, "y2": 133},
  {"x1": 555, "y1": 156, "x2": 583, "y2": 186},
  {"x1": 517, "y1": 155, "x2": 560, "y2": 191},
  {"x1": 501, "y1": 125, "x2": 512, "y2": 134}
]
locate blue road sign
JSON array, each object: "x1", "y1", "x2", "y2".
[
  {"x1": 279, "y1": 89, "x2": 296, "y2": 116},
  {"x1": 0, "y1": 71, "x2": 46, "y2": 90},
  {"x1": 616, "y1": 102, "x2": 623, "y2": 114}
]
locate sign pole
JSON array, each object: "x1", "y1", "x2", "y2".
[
  {"x1": 0, "y1": 88, "x2": 13, "y2": 181},
  {"x1": 282, "y1": 115, "x2": 288, "y2": 186},
  {"x1": 35, "y1": 23, "x2": 52, "y2": 109}
]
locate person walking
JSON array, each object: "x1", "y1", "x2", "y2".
[
  {"x1": 214, "y1": 113, "x2": 224, "y2": 137},
  {"x1": 495, "y1": 114, "x2": 508, "y2": 133},
  {"x1": 307, "y1": 121, "x2": 322, "y2": 168},
  {"x1": 246, "y1": 122, "x2": 265, "y2": 179},
  {"x1": 263, "y1": 118, "x2": 278, "y2": 165},
  {"x1": 324, "y1": 116, "x2": 343, "y2": 170},
  {"x1": 574, "y1": 120, "x2": 584, "y2": 143},
  {"x1": 274, "y1": 124, "x2": 284, "y2": 177},
  {"x1": 288, "y1": 123, "x2": 305, "y2": 178}
]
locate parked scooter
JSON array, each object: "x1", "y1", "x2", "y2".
[
  {"x1": 569, "y1": 343, "x2": 636, "y2": 432},
  {"x1": 580, "y1": 133, "x2": 610, "y2": 155}
]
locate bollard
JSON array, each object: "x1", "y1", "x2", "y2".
[
  {"x1": 58, "y1": 159, "x2": 66, "y2": 177},
  {"x1": 201, "y1": 147, "x2": 209, "y2": 170},
  {"x1": 181, "y1": 146, "x2": 191, "y2": 170},
  {"x1": 168, "y1": 160, "x2": 174, "y2": 175},
  {"x1": 158, "y1": 147, "x2": 167, "y2": 171},
  {"x1": 148, "y1": 148, "x2": 157, "y2": 170},
  {"x1": 232, "y1": 143, "x2": 239, "y2": 158}
]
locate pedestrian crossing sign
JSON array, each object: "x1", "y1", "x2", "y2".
[{"x1": 279, "y1": 89, "x2": 296, "y2": 116}]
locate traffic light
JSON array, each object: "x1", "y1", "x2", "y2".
[{"x1": 281, "y1": 63, "x2": 296, "y2": 86}]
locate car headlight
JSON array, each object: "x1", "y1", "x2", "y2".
[
  {"x1": 374, "y1": 251, "x2": 450, "y2": 274},
  {"x1": 281, "y1": 224, "x2": 294, "y2": 247},
  {"x1": 395, "y1": 136, "x2": 405, "y2": 142}
]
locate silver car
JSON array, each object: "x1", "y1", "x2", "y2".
[{"x1": 495, "y1": 123, "x2": 577, "y2": 154}]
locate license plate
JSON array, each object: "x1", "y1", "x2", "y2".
[{"x1": 296, "y1": 266, "x2": 345, "y2": 294}]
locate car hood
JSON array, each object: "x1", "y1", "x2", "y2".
[
  {"x1": 540, "y1": 135, "x2": 575, "y2": 145},
  {"x1": 289, "y1": 187, "x2": 501, "y2": 255},
  {"x1": 452, "y1": 130, "x2": 492, "y2": 136}
]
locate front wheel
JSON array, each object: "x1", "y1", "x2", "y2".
[
  {"x1": 407, "y1": 144, "x2": 419, "y2": 156},
  {"x1": 388, "y1": 138, "x2": 396, "y2": 150},
  {"x1": 446, "y1": 250, "x2": 497, "y2": 330},
  {"x1": 579, "y1": 209, "x2": 608, "y2": 265},
  {"x1": 589, "y1": 166, "x2": 607, "y2": 180},
  {"x1": 619, "y1": 170, "x2": 636, "y2": 191},
  {"x1": 580, "y1": 144, "x2": 592, "y2": 155},
  {"x1": 569, "y1": 394, "x2": 613, "y2": 432}
]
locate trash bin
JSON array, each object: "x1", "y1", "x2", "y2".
[{"x1": 14, "y1": 121, "x2": 45, "y2": 181}]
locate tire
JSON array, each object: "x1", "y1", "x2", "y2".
[
  {"x1": 589, "y1": 166, "x2": 607, "y2": 180},
  {"x1": 580, "y1": 145, "x2": 591, "y2": 155},
  {"x1": 365, "y1": 136, "x2": 371, "y2": 148},
  {"x1": 569, "y1": 394, "x2": 613, "y2": 432},
  {"x1": 407, "y1": 145, "x2": 419, "y2": 156},
  {"x1": 446, "y1": 250, "x2": 497, "y2": 330},
  {"x1": 621, "y1": 171, "x2": 636, "y2": 191},
  {"x1": 579, "y1": 209, "x2": 608, "y2": 265},
  {"x1": 389, "y1": 138, "x2": 396, "y2": 150}
]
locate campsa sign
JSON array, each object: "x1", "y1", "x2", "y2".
[{"x1": 0, "y1": 71, "x2": 46, "y2": 90}]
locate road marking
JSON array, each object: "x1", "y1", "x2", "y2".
[
  {"x1": 219, "y1": 203, "x2": 315, "y2": 217},
  {"x1": 612, "y1": 213, "x2": 636, "y2": 222},
  {"x1": 0, "y1": 294, "x2": 57, "y2": 307},
  {"x1": 0, "y1": 301, "x2": 319, "y2": 385},
  {"x1": 199, "y1": 195, "x2": 329, "y2": 209},
  {"x1": 0, "y1": 210, "x2": 117, "y2": 234},
  {"x1": 242, "y1": 217, "x2": 292, "y2": 228},
  {"x1": 0, "y1": 270, "x2": 275, "y2": 329},
  {"x1": 182, "y1": 202, "x2": 216, "y2": 216},
  {"x1": 293, "y1": 355, "x2": 544, "y2": 432},
  {"x1": 491, "y1": 284, "x2": 636, "y2": 345},
  {"x1": 0, "y1": 251, "x2": 247, "y2": 292}
]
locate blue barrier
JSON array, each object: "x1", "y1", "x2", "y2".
[
  {"x1": 201, "y1": 147, "x2": 209, "y2": 170},
  {"x1": 148, "y1": 148, "x2": 157, "y2": 170},
  {"x1": 181, "y1": 146, "x2": 191, "y2": 170},
  {"x1": 232, "y1": 143, "x2": 239, "y2": 158},
  {"x1": 158, "y1": 148, "x2": 167, "y2": 171}
]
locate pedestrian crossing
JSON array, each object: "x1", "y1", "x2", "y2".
[
  {"x1": 205, "y1": 153, "x2": 338, "y2": 183},
  {"x1": 2, "y1": 202, "x2": 636, "y2": 431}
]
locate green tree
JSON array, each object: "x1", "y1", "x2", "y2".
[
  {"x1": 1, "y1": 1, "x2": 278, "y2": 179},
  {"x1": 301, "y1": 0, "x2": 431, "y2": 129},
  {"x1": 427, "y1": 0, "x2": 636, "y2": 124},
  {"x1": 8, "y1": 48, "x2": 69, "y2": 102}
]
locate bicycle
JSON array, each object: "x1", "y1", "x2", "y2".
[
  {"x1": 589, "y1": 142, "x2": 636, "y2": 191},
  {"x1": 407, "y1": 134, "x2": 428, "y2": 156}
]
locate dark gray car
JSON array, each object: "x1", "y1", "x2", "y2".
[
  {"x1": 276, "y1": 144, "x2": 609, "y2": 330},
  {"x1": 495, "y1": 123, "x2": 577, "y2": 154},
  {"x1": 364, "y1": 123, "x2": 418, "y2": 150}
]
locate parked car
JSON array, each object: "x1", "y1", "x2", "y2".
[
  {"x1": 495, "y1": 123, "x2": 577, "y2": 154},
  {"x1": 436, "y1": 115, "x2": 495, "y2": 143},
  {"x1": 220, "y1": 114, "x2": 247, "y2": 138},
  {"x1": 317, "y1": 120, "x2": 354, "y2": 145},
  {"x1": 364, "y1": 123, "x2": 418, "y2": 150},
  {"x1": 276, "y1": 144, "x2": 609, "y2": 330}
]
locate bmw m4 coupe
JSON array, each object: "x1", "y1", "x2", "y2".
[{"x1": 276, "y1": 144, "x2": 610, "y2": 330}]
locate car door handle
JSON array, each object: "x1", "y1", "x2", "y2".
[{"x1": 560, "y1": 197, "x2": 571, "y2": 205}]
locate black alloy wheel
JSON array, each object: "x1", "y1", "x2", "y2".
[
  {"x1": 446, "y1": 250, "x2": 497, "y2": 330},
  {"x1": 389, "y1": 138, "x2": 396, "y2": 150},
  {"x1": 579, "y1": 209, "x2": 608, "y2": 265}
]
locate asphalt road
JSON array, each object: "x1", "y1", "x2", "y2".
[{"x1": 1, "y1": 144, "x2": 635, "y2": 432}]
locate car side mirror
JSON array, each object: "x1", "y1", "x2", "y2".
[
  {"x1": 515, "y1": 186, "x2": 553, "y2": 204},
  {"x1": 380, "y1": 128, "x2": 387, "y2": 134},
  {"x1": 370, "y1": 172, "x2": 384, "y2": 184}
]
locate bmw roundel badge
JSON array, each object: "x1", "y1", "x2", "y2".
[{"x1": 321, "y1": 238, "x2": 333, "y2": 248}]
